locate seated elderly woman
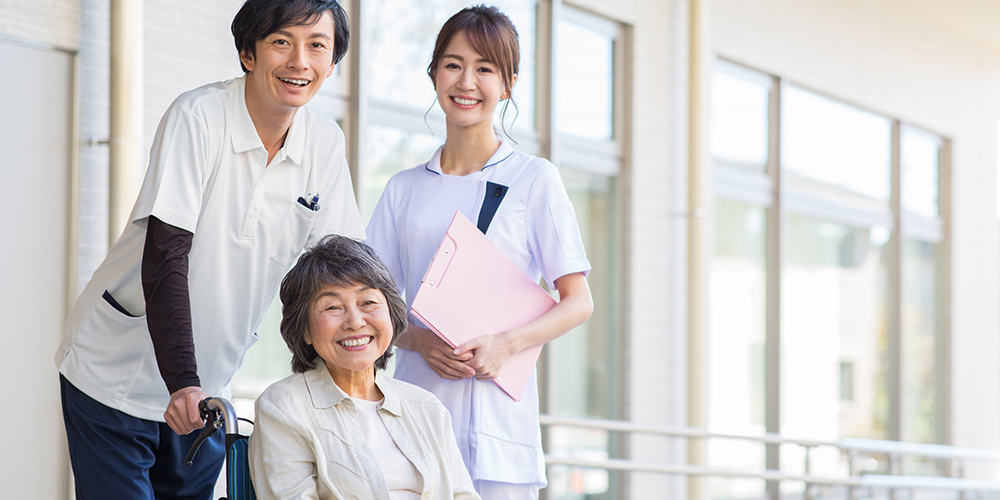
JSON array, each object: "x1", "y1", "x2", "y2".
[{"x1": 249, "y1": 235, "x2": 479, "y2": 500}]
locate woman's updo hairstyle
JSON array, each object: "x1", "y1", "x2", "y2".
[{"x1": 427, "y1": 4, "x2": 520, "y2": 138}]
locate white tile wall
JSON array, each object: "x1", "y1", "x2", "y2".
[
  {"x1": 77, "y1": 0, "x2": 110, "y2": 291},
  {"x1": 0, "y1": 0, "x2": 79, "y2": 49}
]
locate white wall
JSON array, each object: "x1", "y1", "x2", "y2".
[
  {"x1": 142, "y1": 0, "x2": 245, "y2": 161},
  {"x1": 0, "y1": 0, "x2": 79, "y2": 49},
  {"x1": 0, "y1": 3, "x2": 79, "y2": 499},
  {"x1": 712, "y1": 0, "x2": 1000, "y2": 478},
  {"x1": 0, "y1": 40, "x2": 75, "y2": 500}
]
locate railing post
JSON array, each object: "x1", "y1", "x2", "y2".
[
  {"x1": 803, "y1": 445, "x2": 814, "y2": 500},
  {"x1": 889, "y1": 453, "x2": 901, "y2": 500},
  {"x1": 847, "y1": 450, "x2": 859, "y2": 500},
  {"x1": 956, "y1": 459, "x2": 968, "y2": 500}
]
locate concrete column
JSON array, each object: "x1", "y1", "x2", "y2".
[
  {"x1": 109, "y1": 0, "x2": 143, "y2": 245},
  {"x1": 687, "y1": 0, "x2": 711, "y2": 498}
]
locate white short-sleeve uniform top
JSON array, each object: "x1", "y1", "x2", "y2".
[
  {"x1": 365, "y1": 139, "x2": 591, "y2": 486},
  {"x1": 55, "y1": 75, "x2": 365, "y2": 421}
]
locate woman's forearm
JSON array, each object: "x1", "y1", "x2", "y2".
[
  {"x1": 496, "y1": 272, "x2": 593, "y2": 355},
  {"x1": 453, "y1": 272, "x2": 593, "y2": 380}
]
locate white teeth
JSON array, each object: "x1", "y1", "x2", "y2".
[
  {"x1": 453, "y1": 97, "x2": 478, "y2": 106},
  {"x1": 281, "y1": 78, "x2": 309, "y2": 86},
  {"x1": 339, "y1": 337, "x2": 373, "y2": 348}
]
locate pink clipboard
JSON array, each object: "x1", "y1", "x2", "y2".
[{"x1": 410, "y1": 211, "x2": 555, "y2": 402}]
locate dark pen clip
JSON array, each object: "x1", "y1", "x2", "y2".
[{"x1": 297, "y1": 194, "x2": 320, "y2": 211}]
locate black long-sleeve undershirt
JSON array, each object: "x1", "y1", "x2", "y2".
[{"x1": 141, "y1": 215, "x2": 200, "y2": 394}]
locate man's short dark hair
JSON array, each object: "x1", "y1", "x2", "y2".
[
  {"x1": 232, "y1": 0, "x2": 350, "y2": 73},
  {"x1": 279, "y1": 235, "x2": 407, "y2": 374}
]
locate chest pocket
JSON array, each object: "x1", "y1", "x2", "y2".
[
  {"x1": 316, "y1": 428, "x2": 371, "y2": 499},
  {"x1": 270, "y1": 201, "x2": 318, "y2": 267}
]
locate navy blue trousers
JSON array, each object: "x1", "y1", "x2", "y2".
[{"x1": 60, "y1": 375, "x2": 225, "y2": 500}]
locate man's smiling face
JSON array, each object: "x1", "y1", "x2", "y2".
[{"x1": 240, "y1": 10, "x2": 337, "y2": 113}]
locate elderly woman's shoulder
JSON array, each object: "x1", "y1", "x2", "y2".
[
  {"x1": 256, "y1": 371, "x2": 310, "y2": 408},
  {"x1": 382, "y1": 375, "x2": 449, "y2": 411}
]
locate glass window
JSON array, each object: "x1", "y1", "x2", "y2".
[
  {"x1": 781, "y1": 215, "x2": 889, "y2": 478},
  {"x1": 550, "y1": 168, "x2": 618, "y2": 419},
  {"x1": 556, "y1": 19, "x2": 613, "y2": 140},
  {"x1": 839, "y1": 361, "x2": 855, "y2": 401},
  {"x1": 711, "y1": 61, "x2": 948, "y2": 491},
  {"x1": 782, "y1": 86, "x2": 891, "y2": 210},
  {"x1": 361, "y1": 0, "x2": 536, "y2": 132},
  {"x1": 547, "y1": 167, "x2": 618, "y2": 500},
  {"x1": 361, "y1": 125, "x2": 440, "y2": 219},
  {"x1": 708, "y1": 199, "x2": 767, "y2": 500},
  {"x1": 711, "y1": 69, "x2": 769, "y2": 172},
  {"x1": 901, "y1": 128, "x2": 940, "y2": 218},
  {"x1": 230, "y1": 298, "x2": 291, "y2": 401},
  {"x1": 901, "y1": 239, "x2": 942, "y2": 444},
  {"x1": 500, "y1": 0, "x2": 537, "y2": 135}
]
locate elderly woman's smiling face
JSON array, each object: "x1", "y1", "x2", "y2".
[{"x1": 305, "y1": 282, "x2": 394, "y2": 375}]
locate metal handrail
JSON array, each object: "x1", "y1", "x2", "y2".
[
  {"x1": 539, "y1": 413, "x2": 1000, "y2": 495},
  {"x1": 540, "y1": 414, "x2": 1000, "y2": 463},
  {"x1": 837, "y1": 437, "x2": 1000, "y2": 462},
  {"x1": 539, "y1": 414, "x2": 836, "y2": 448}
]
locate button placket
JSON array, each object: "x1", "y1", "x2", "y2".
[{"x1": 240, "y1": 170, "x2": 267, "y2": 240}]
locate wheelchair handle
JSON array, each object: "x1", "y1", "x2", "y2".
[{"x1": 183, "y1": 397, "x2": 240, "y2": 467}]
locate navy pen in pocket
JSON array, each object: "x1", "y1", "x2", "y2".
[{"x1": 297, "y1": 193, "x2": 320, "y2": 211}]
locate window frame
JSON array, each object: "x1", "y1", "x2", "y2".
[{"x1": 710, "y1": 58, "x2": 952, "y2": 491}]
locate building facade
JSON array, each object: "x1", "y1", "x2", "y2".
[{"x1": 2, "y1": 0, "x2": 999, "y2": 498}]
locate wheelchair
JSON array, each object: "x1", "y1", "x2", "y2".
[{"x1": 185, "y1": 397, "x2": 256, "y2": 500}]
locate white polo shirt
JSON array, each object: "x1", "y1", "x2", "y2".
[
  {"x1": 56, "y1": 75, "x2": 365, "y2": 421},
  {"x1": 365, "y1": 139, "x2": 591, "y2": 485}
]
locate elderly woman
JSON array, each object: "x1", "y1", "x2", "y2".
[{"x1": 249, "y1": 235, "x2": 479, "y2": 500}]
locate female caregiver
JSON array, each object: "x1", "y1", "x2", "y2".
[
  {"x1": 249, "y1": 235, "x2": 479, "y2": 500},
  {"x1": 365, "y1": 5, "x2": 594, "y2": 499}
]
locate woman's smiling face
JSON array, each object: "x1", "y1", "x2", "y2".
[
  {"x1": 305, "y1": 282, "x2": 394, "y2": 376},
  {"x1": 434, "y1": 31, "x2": 510, "y2": 132}
]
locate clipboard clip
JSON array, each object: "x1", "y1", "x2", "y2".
[{"x1": 420, "y1": 234, "x2": 457, "y2": 289}]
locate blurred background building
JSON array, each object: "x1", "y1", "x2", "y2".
[{"x1": 3, "y1": 0, "x2": 1000, "y2": 498}]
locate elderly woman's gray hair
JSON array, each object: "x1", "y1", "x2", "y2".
[{"x1": 279, "y1": 235, "x2": 407, "y2": 373}]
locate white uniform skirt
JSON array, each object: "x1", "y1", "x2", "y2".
[{"x1": 393, "y1": 349, "x2": 547, "y2": 486}]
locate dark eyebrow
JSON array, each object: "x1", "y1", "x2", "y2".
[
  {"x1": 315, "y1": 285, "x2": 374, "y2": 301},
  {"x1": 442, "y1": 54, "x2": 493, "y2": 65},
  {"x1": 272, "y1": 29, "x2": 332, "y2": 41}
]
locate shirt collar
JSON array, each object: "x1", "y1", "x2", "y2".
[
  {"x1": 226, "y1": 74, "x2": 306, "y2": 166},
  {"x1": 303, "y1": 360, "x2": 402, "y2": 416},
  {"x1": 424, "y1": 137, "x2": 515, "y2": 175}
]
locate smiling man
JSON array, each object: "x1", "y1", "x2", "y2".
[{"x1": 54, "y1": 1, "x2": 363, "y2": 498}]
